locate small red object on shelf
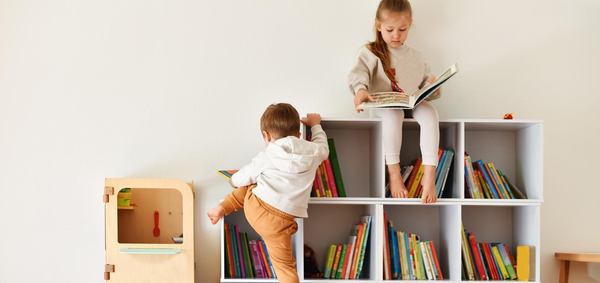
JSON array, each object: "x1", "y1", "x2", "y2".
[{"x1": 503, "y1": 113, "x2": 513, "y2": 119}]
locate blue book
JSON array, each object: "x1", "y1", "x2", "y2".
[
  {"x1": 438, "y1": 149, "x2": 454, "y2": 197},
  {"x1": 476, "y1": 160, "x2": 500, "y2": 199},
  {"x1": 435, "y1": 150, "x2": 448, "y2": 194},
  {"x1": 404, "y1": 232, "x2": 414, "y2": 279},
  {"x1": 389, "y1": 223, "x2": 399, "y2": 279}
]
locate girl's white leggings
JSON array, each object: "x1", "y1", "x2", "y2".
[{"x1": 373, "y1": 100, "x2": 439, "y2": 166}]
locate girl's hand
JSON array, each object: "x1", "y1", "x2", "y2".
[
  {"x1": 301, "y1": 113, "x2": 322, "y2": 127},
  {"x1": 354, "y1": 89, "x2": 374, "y2": 112},
  {"x1": 422, "y1": 75, "x2": 442, "y2": 100}
]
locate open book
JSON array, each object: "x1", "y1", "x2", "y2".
[{"x1": 358, "y1": 63, "x2": 458, "y2": 109}]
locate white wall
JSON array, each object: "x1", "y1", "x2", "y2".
[{"x1": 1, "y1": 0, "x2": 599, "y2": 282}]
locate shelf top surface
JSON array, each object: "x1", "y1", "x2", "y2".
[{"x1": 308, "y1": 197, "x2": 542, "y2": 206}]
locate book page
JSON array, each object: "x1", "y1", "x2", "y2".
[{"x1": 360, "y1": 92, "x2": 412, "y2": 109}]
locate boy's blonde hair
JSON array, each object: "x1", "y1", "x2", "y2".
[
  {"x1": 368, "y1": 0, "x2": 412, "y2": 83},
  {"x1": 260, "y1": 103, "x2": 300, "y2": 138}
]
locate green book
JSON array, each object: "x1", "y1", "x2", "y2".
[
  {"x1": 335, "y1": 244, "x2": 348, "y2": 279},
  {"x1": 241, "y1": 232, "x2": 254, "y2": 278},
  {"x1": 327, "y1": 138, "x2": 347, "y2": 197},
  {"x1": 355, "y1": 215, "x2": 372, "y2": 278}
]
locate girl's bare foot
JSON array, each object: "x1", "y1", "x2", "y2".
[
  {"x1": 388, "y1": 164, "x2": 408, "y2": 198},
  {"x1": 421, "y1": 165, "x2": 437, "y2": 204},
  {"x1": 207, "y1": 205, "x2": 225, "y2": 224}
]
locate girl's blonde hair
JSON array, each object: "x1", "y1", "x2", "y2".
[{"x1": 367, "y1": 0, "x2": 412, "y2": 82}]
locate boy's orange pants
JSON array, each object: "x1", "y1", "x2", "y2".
[{"x1": 221, "y1": 185, "x2": 299, "y2": 283}]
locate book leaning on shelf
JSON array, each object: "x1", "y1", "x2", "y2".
[
  {"x1": 463, "y1": 154, "x2": 527, "y2": 199},
  {"x1": 358, "y1": 63, "x2": 458, "y2": 110}
]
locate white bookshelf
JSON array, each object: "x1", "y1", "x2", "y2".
[{"x1": 221, "y1": 118, "x2": 543, "y2": 283}]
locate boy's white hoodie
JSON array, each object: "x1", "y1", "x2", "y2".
[{"x1": 231, "y1": 125, "x2": 329, "y2": 217}]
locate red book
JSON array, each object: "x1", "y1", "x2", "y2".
[
  {"x1": 429, "y1": 241, "x2": 443, "y2": 280},
  {"x1": 383, "y1": 213, "x2": 391, "y2": 280},
  {"x1": 405, "y1": 158, "x2": 422, "y2": 188},
  {"x1": 468, "y1": 233, "x2": 487, "y2": 280},
  {"x1": 482, "y1": 242, "x2": 499, "y2": 280},
  {"x1": 315, "y1": 166, "x2": 326, "y2": 197},
  {"x1": 257, "y1": 240, "x2": 272, "y2": 278},
  {"x1": 340, "y1": 241, "x2": 354, "y2": 278},
  {"x1": 224, "y1": 223, "x2": 235, "y2": 278},
  {"x1": 323, "y1": 159, "x2": 339, "y2": 197}
]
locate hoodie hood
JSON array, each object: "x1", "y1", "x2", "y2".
[{"x1": 265, "y1": 136, "x2": 321, "y2": 174}]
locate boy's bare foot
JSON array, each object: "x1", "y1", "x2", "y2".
[
  {"x1": 421, "y1": 165, "x2": 437, "y2": 204},
  {"x1": 388, "y1": 164, "x2": 408, "y2": 198},
  {"x1": 207, "y1": 205, "x2": 225, "y2": 224}
]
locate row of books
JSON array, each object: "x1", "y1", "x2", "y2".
[
  {"x1": 393, "y1": 148, "x2": 454, "y2": 198},
  {"x1": 384, "y1": 213, "x2": 444, "y2": 280},
  {"x1": 461, "y1": 227, "x2": 528, "y2": 281},
  {"x1": 311, "y1": 138, "x2": 347, "y2": 197},
  {"x1": 322, "y1": 215, "x2": 372, "y2": 279},
  {"x1": 223, "y1": 223, "x2": 276, "y2": 279},
  {"x1": 464, "y1": 154, "x2": 527, "y2": 199}
]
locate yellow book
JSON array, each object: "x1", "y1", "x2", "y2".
[
  {"x1": 398, "y1": 231, "x2": 409, "y2": 280},
  {"x1": 408, "y1": 165, "x2": 424, "y2": 198},
  {"x1": 517, "y1": 245, "x2": 535, "y2": 281},
  {"x1": 492, "y1": 245, "x2": 510, "y2": 279}
]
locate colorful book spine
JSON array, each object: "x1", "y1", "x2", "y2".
[
  {"x1": 461, "y1": 227, "x2": 475, "y2": 280},
  {"x1": 405, "y1": 158, "x2": 422, "y2": 191},
  {"x1": 349, "y1": 223, "x2": 365, "y2": 278},
  {"x1": 491, "y1": 244, "x2": 509, "y2": 279},
  {"x1": 224, "y1": 223, "x2": 234, "y2": 278},
  {"x1": 429, "y1": 240, "x2": 444, "y2": 280},
  {"x1": 383, "y1": 214, "x2": 392, "y2": 280},
  {"x1": 487, "y1": 162, "x2": 513, "y2": 199},
  {"x1": 438, "y1": 149, "x2": 454, "y2": 197},
  {"x1": 390, "y1": 225, "x2": 399, "y2": 279},
  {"x1": 468, "y1": 232, "x2": 487, "y2": 280},
  {"x1": 355, "y1": 216, "x2": 372, "y2": 279},
  {"x1": 335, "y1": 244, "x2": 348, "y2": 278},
  {"x1": 475, "y1": 160, "x2": 500, "y2": 199},
  {"x1": 242, "y1": 233, "x2": 254, "y2": 278},
  {"x1": 330, "y1": 244, "x2": 343, "y2": 279},
  {"x1": 231, "y1": 225, "x2": 242, "y2": 277},
  {"x1": 323, "y1": 244, "x2": 337, "y2": 279},
  {"x1": 323, "y1": 159, "x2": 339, "y2": 197},
  {"x1": 435, "y1": 150, "x2": 448, "y2": 196},
  {"x1": 343, "y1": 235, "x2": 357, "y2": 279},
  {"x1": 257, "y1": 240, "x2": 272, "y2": 278},
  {"x1": 498, "y1": 243, "x2": 517, "y2": 279},
  {"x1": 262, "y1": 240, "x2": 277, "y2": 278},
  {"x1": 482, "y1": 242, "x2": 499, "y2": 280},
  {"x1": 408, "y1": 164, "x2": 425, "y2": 198},
  {"x1": 248, "y1": 241, "x2": 261, "y2": 278}
]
